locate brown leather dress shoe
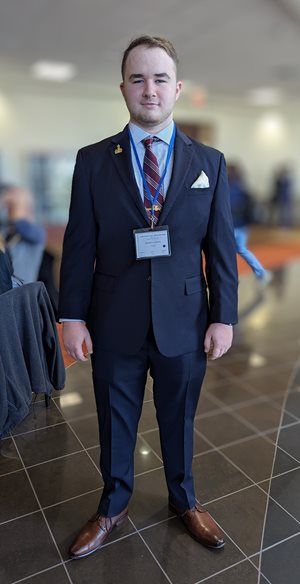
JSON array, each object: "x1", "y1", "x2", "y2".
[
  {"x1": 69, "y1": 507, "x2": 128, "y2": 559},
  {"x1": 169, "y1": 502, "x2": 225, "y2": 550}
]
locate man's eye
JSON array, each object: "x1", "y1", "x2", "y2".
[
  {"x1": 133, "y1": 80, "x2": 143, "y2": 84},
  {"x1": 156, "y1": 79, "x2": 166, "y2": 84}
]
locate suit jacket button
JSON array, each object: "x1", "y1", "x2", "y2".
[{"x1": 147, "y1": 276, "x2": 151, "y2": 281}]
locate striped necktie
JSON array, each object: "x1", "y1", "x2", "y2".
[{"x1": 142, "y1": 137, "x2": 164, "y2": 225}]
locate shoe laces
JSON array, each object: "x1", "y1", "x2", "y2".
[{"x1": 92, "y1": 514, "x2": 113, "y2": 533}]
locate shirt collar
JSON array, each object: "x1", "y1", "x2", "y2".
[{"x1": 128, "y1": 121, "x2": 174, "y2": 146}]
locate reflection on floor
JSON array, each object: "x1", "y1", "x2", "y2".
[{"x1": 1, "y1": 261, "x2": 300, "y2": 584}]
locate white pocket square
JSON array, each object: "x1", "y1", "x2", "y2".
[{"x1": 191, "y1": 171, "x2": 210, "y2": 188}]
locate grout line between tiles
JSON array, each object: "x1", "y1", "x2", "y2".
[
  {"x1": 10, "y1": 563, "x2": 65, "y2": 584},
  {"x1": 128, "y1": 516, "x2": 174, "y2": 584},
  {"x1": 194, "y1": 558, "x2": 259, "y2": 584},
  {"x1": 50, "y1": 397, "x2": 103, "y2": 477},
  {"x1": 10, "y1": 437, "x2": 73, "y2": 584},
  {"x1": 24, "y1": 449, "x2": 87, "y2": 470},
  {"x1": 256, "y1": 356, "x2": 300, "y2": 578},
  {"x1": 255, "y1": 482, "x2": 300, "y2": 528},
  {"x1": 204, "y1": 390, "x2": 300, "y2": 444},
  {"x1": 137, "y1": 432, "x2": 163, "y2": 464},
  {"x1": 12, "y1": 419, "x2": 67, "y2": 438},
  {"x1": 0, "y1": 508, "x2": 40, "y2": 528}
]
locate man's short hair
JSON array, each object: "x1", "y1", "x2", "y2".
[{"x1": 121, "y1": 35, "x2": 179, "y2": 79}]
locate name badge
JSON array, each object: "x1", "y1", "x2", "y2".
[{"x1": 133, "y1": 226, "x2": 171, "y2": 260}]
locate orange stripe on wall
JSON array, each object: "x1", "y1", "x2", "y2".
[{"x1": 237, "y1": 242, "x2": 300, "y2": 274}]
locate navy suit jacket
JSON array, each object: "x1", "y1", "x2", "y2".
[{"x1": 58, "y1": 126, "x2": 238, "y2": 357}]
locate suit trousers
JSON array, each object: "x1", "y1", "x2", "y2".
[{"x1": 91, "y1": 328, "x2": 207, "y2": 516}]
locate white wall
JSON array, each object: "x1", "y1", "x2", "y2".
[
  {"x1": 0, "y1": 88, "x2": 299, "y2": 203},
  {"x1": 175, "y1": 98, "x2": 300, "y2": 200}
]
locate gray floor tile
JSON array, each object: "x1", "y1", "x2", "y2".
[
  {"x1": 265, "y1": 467, "x2": 300, "y2": 521},
  {"x1": 205, "y1": 380, "x2": 256, "y2": 407},
  {"x1": 221, "y1": 435, "x2": 299, "y2": 483},
  {"x1": 207, "y1": 484, "x2": 300, "y2": 557},
  {"x1": 260, "y1": 533, "x2": 300, "y2": 584},
  {"x1": 193, "y1": 450, "x2": 252, "y2": 503},
  {"x1": 242, "y1": 368, "x2": 293, "y2": 396},
  {"x1": 11, "y1": 400, "x2": 65, "y2": 436},
  {"x1": 69, "y1": 414, "x2": 99, "y2": 448},
  {"x1": 0, "y1": 512, "x2": 60, "y2": 583},
  {"x1": 141, "y1": 427, "x2": 211, "y2": 460},
  {"x1": 20, "y1": 565, "x2": 70, "y2": 584},
  {"x1": 134, "y1": 435, "x2": 162, "y2": 474},
  {"x1": 196, "y1": 393, "x2": 221, "y2": 416},
  {"x1": 198, "y1": 560, "x2": 260, "y2": 584},
  {"x1": 0, "y1": 469, "x2": 38, "y2": 523},
  {"x1": 0, "y1": 438, "x2": 22, "y2": 476},
  {"x1": 28, "y1": 451, "x2": 102, "y2": 507},
  {"x1": 129, "y1": 467, "x2": 170, "y2": 529},
  {"x1": 67, "y1": 533, "x2": 170, "y2": 584},
  {"x1": 283, "y1": 391, "x2": 300, "y2": 419},
  {"x1": 138, "y1": 400, "x2": 158, "y2": 432},
  {"x1": 277, "y1": 422, "x2": 300, "y2": 462},
  {"x1": 195, "y1": 411, "x2": 255, "y2": 446},
  {"x1": 54, "y1": 386, "x2": 97, "y2": 420},
  {"x1": 14, "y1": 423, "x2": 82, "y2": 466},
  {"x1": 236, "y1": 401, "x2": 294, "y2": 432},
  {"x1": 142, "y1": 517, "x2": 243, "y2": 584}
]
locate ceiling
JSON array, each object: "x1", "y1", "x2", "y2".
[{"x1": 0, "y1": 0, "x2": 300, "y2": 103}]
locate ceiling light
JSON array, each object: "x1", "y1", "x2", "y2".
[
  {"x1": 31, "y1": 61, "x2": 76, "y2": 82},
  {"x1": 256, "y1": 113, "x2": 285, "y2": 142},
  {"x1": 246, "y1": 87, "x2": 283, "y2": 107}
]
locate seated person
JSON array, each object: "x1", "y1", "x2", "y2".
[
  {"x1": 0, "y1": 235, "x2": 13, "y2": 294},
  {"x1": 0, "y1": 184, "x2": 46, "y2": 283}
]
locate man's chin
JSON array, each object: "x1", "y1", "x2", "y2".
[{"x1": 138, "y1": 114, "x2": 161, "y2": 126}]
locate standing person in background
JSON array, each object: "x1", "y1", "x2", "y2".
[
  {"x1": 59, "y1": 35, "x2": 238, "y2": 560},
  {"x1": 227, "y1": 162, "x2": 272, "y2": 287},
  {"x1": 271, "y1": 164, "x2": 294, "y2": 228},
  {"x1": 0, "y1": 184, "x2": 45, "y2": 283}
]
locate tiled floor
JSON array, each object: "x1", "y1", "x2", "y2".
[{"x1": 1, "y1": 261, "x2": 300, "y2": 583}]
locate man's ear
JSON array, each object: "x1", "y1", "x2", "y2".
[
  {"x1": 175, "y1": 80, "x2": 183, "y2": 101},
  {"x1": 120, "y1": 82, "x2": 124, "y2": 96}
]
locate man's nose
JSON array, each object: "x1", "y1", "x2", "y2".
[{"x1": 143, "y1": 81, "x2": 156, "y2": 96}]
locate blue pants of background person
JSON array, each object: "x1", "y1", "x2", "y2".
[{"x1": 234, "y1": 227, "x2": 266, "y2": 278}]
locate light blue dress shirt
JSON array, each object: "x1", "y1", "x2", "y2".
[{"x1": 129, "y1": 120, "x2": 175, "y2": 201}]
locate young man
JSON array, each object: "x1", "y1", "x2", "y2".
[{"x1": 59, "y1": 35, "x2": 238, "y2": 559}]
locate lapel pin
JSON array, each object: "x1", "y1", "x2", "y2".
[{"x1": 114, "y1": 144, "x2": 123, "y2": 154}]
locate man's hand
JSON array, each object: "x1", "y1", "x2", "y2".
[
  {"x1": 62, "y1": 322, "x2": 93, "y2": 362},
  {"x1": 204, "y1": 323, "x2": 233, "y2": 360}
]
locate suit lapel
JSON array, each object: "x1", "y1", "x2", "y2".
[
  {"x1": 158, "y1": 130, "x2": 193, "y2": 225},
  {"x1": 110, "y1": 126, "x2": 150, "y2": 225}
]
